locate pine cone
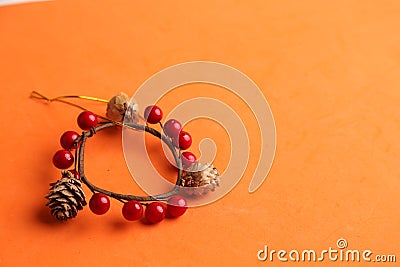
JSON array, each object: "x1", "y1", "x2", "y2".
[
  {"x1": 179, "y1": 162, "x2": 220, "y2": 197},
  {"x1": 106, "y1": 92, "x2": 139, "y2": 122},
  {"x1": 45, "y1": 171, "x2": 87, "y2": 221}
]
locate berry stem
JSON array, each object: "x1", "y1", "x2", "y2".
[
  {"x1": 77, "y1": 122, "x2": 183, "y2": 203},
  {"x1": 74, "y1": 145, "x2": 79, "y2": 170}
]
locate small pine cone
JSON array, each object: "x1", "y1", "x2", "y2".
[
  {"x1": 179, "y1": 162, "x2": 220, "y2": 197},
  {"x1": 106, "y1": 92, "x2": 139, "y2": 122},
  {"x1": 45, "y1": 171, "x2": 87, "y2": 221}
]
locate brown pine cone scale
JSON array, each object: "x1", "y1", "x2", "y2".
[{"x1": 45, "y1": 171, "x2": 87, "y2": 221}]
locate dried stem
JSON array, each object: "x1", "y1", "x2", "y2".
[{"x1": 77, "y1": 122, "x2": 183, "y2": 203}]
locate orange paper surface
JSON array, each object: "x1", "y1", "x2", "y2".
[{"x1": 0, "y1": 1, "x2": 399, "y2": 266}]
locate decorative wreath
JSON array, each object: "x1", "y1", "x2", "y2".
[{"x1": 31, "y1": 91, "x2": 220, "y2": 224}]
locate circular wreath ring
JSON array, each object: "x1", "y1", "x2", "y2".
[
  {"x1": 78, "y1": 122, "x2": 182, "y2": 202},
  {"x1": 32, "y1": 91, "x2": 221, "y2": 224}
]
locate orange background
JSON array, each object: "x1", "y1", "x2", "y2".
[{"x1": 1, "y1": 0, "x2": 399, "y2": 266}]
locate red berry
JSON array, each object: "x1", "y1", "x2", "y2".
[
  {"x1": 53, "y1": 150, "x2": 74, "y2": 169},
  {"x1": 89, "y1": 193, "x2": 110, "y2": 215},
  {"x1": 144, "y1": 105, "x2": 163, "y2": 124},
  {"x1": 164, "y1": 119, "x2": 182, "y2": 138},
  {"x1": 60, "y1": 131, "x2": 79, "y2": 149},
  {"x1": 122, "y1": 200, "x2": 143, "y2": 221},
  {"x1": 145, "y1": 202, "x2": 165, "y2": 224},
  {"x1": 173, "y1": 131, "x2": 192, "y2": 150},
  {"x1": 167, "y1": 195, "x2": 187, "y2": 217},
  {"x1": 181, "y1": 151, "x2": 197, "y2": 169},
  {"x1": 62, "y1": 169, "x2": 80, "y2": 179},
  {"x1": 77, "y1": 111, "x2": 98, "y2": 130}
]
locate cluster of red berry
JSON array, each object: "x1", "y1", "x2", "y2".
[
  {"x1": 52, "y1": 110, "x2": 98, "y2": 170},
  {"x1": 144, "y1": 105, "x2": 198, "y2": 169},
  {"x1": 51, "y1": 107, "x2": 191, "y2": 224},
  {"x1": 90, "y1": 193, "x2": 187, "y2": 223}
]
